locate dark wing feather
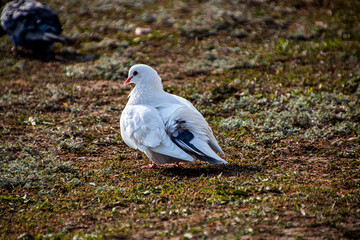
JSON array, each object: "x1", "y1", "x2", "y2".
[{"x1": 171, "y1": 129, "x2": 226, "y2": 165}]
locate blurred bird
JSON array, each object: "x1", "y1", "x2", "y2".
[
  {"x1": 120, "y1": 64, "x2": 227, "y2": 168},
  {"x1": 0, "y1": 0, "x2": 65, "y2": 59}
]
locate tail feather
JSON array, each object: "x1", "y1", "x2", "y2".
[
  {"x1": 25, "y1": 31, "x2": 65, "y2": 43},
  {"x1": 145, "y1": 150, "x2": 192, "y2": 165},
  {"x1": 171, "y1": 130, "x2": 227, "y2": 165},
  {"x1": 43, "y1": 32, "x2": 65, "y2": 43},
  {"x1": 149, "y1": 131, "x2": 194, "y2": 163}
]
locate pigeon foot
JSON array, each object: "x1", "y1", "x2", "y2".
[
  {"x1": 170, "y1": 162, "x2": 182, "y2": 167},
  {"x1": 141, "y1": 163, "x2": 157, "y2": 169}
]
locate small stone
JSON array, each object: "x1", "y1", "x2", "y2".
[
  {"x1": 184, "y1": 233, "x2": 193, "y2": 239},
  {"x1": 135, "y1": 27, "x2": 152, "y2": 35}
]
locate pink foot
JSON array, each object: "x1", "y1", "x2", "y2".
[
  {"x1": 141, "y1": 163, "x2": 157, "y2": 169},
  {"x1": 165, "y1": 162, "x2": 182, "y2": 167},
  {"x1": 174, "y1": 162, "x2": 182, "y2": 167}
]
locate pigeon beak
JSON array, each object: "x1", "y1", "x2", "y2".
[{"x1": 124, "y1": 76, "x2": 133, "y2": 85}]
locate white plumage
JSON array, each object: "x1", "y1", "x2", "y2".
[{"x1": 120, "y1": 64, "x2": 227, "y2": 165}]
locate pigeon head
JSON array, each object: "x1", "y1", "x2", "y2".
[{"x1": 124, "y1": 64, "x2": 162, "y2": 90}]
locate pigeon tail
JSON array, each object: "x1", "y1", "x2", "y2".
[
  {"x1": 171, "y1": 130, "x2": 227, "y2": 165},
  {"x1": 25, "y1": 31, "x2": 64, "y2": 43},
  {"x1": 43, "y1": 32, "x2": 65, "y2": 43},
  {"x1": 145, "y1": 149, "x2": 192, "y2": 165}
]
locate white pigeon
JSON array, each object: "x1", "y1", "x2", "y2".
[{"x1": 120, "y1": 64, "x2": 227, "y2": 167}]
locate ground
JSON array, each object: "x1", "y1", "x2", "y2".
[{"x1": 0, "y1": 0, "x2": 360, "y2": 239}]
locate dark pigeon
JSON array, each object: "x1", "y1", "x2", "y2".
[{"x1": 0, "y1": 0, "x2": 64, "y2": 59}]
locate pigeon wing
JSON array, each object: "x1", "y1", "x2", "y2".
[
  {"x1": 120, "y1": 104, "x2": 194, "y2": 163},
  {"x1": 170, "y1": 94, "x2": 224, "y2": 154},
  {"x1": 160, "y1": 103, "x2": 227, "y2": 165}
]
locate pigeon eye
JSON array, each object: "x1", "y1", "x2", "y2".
[{"x1": 133, "y1": 71, "x2": 138, "y2": 76}]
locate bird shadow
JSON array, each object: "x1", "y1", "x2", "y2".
[
  {"x1": 158, "y1": 163, "x2": 262, "y2": 178},
  {"x1": 55, "y1": 49, "x2": 99, "y2": 63},
  {"x1": 5, "y1": 48, "x2": 99, "y2": 63},
  {"x1": 55, "y1": 37, "x2": 99, "y2": 63},
  {"x1": 3, "y1": 36, "x2": 99, "y2": 62}
]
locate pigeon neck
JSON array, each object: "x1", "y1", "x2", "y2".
[{"x1": 128, "y1": 82, "x2": 165, "y2": 105}]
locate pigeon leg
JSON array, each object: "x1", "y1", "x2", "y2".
[
  {"x1": 164, "y1": 162, "x2": 182, "y2": 167},
  {"x1": 11, "y1": 46, "x2": 18, "y2": 54},
  {"x1": 173, "y1": 162, "x2": 182, "y2": 167},
  {"x1": 141, "y1": 163, "x2": 157, "y2": 169}
]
